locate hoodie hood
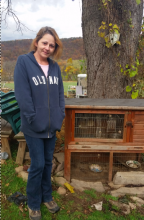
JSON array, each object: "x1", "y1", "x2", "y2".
[{"x1": 26, "y1": 51, "x2": 54, "y2": 74}]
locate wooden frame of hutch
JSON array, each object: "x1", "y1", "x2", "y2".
[{"x1": 64, "y1": 98, "x2": 144, "y2": 182}]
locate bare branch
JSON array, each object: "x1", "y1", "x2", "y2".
[{"x1": 1, "y1": 0, "x2": 35, "y2": 34}]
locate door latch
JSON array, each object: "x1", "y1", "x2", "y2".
[{"x1": 126, "y1": 121, "x2": 133, "y2": 127}]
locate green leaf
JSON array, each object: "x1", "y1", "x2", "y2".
[
  {"x1": 114, "y1": 29, "x2": 119, "y2": 34},
  {"x1": 116, "y1": 41, "x2": 121, "y2": 45},
  {"x1": 126, "y1": 86, "x2": 132, "y2": 92},
  {"x1": 126, "y1": 64, "x2": 129, "y2": 68},
  {"x1": 131, "y1": 90, "x2": 139, "y2": 99},
  {"x1": 136, "y1": 0, "x2": 141, "y2": 5},
  {"x1": 121, "y1": 68, "x2": 123, "y2": 73},
  {"x1": 113, "y1": 24, "x2": 119, "y2": 30},
  {"x1": 129, "y1": 70, "x2": 137, "y2": 77}
]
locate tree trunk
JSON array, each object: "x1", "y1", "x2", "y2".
[{"x1": 82, "y1": 0, "x2": 143, "y2": 98}]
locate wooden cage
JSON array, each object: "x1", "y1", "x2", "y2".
[{"x1": 64, "y1": 98, "x2": 144, "y2": 182}]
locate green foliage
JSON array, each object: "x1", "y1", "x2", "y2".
[
  {"x1": 64, "y1": 58, "x2": 81, "y2": 81},
  {"x1": 136, "y1": 0, "x2": 141, "y2": 5},
  {"x1": 124, "y1": 57, "x2": 142, "y2": 99},
  {"x1": 79, "y1": 59, "x2": 87, "y2": 74},
  {"x1": 126, "y1": 86, "x2": 132, "y2": 92},
  {"x1": 131, "y1": 90, "x2": 139, "y2": 99},
  {"x1": 111, "y1": 204, "x2": 119, "y2": 211},
  {"x1": 101, "y1": 193, "x2": 118, "y2": 202},
  {"x1": 98, "y1": 20, "x2": 120, "y2": 48},
  {"x1": 84, "y1": 189, "x2": 98, "y2": 199}
]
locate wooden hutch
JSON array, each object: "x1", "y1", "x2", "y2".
[{"x1": 64, "y1": 98, "x2": 144, "y2": 182}]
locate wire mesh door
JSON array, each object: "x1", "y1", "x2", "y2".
[{"x1": 75, "y1": 113, "x2": 124, "y2": 139}]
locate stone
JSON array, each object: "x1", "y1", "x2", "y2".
[
  {"x1": 70, "y1": 182, "x2": 85, "y2": 192},
  {"x1": 129, "y1": 202, "x2": 136, "y2": 210},
  {"x1": 54, "y1": 177, "x2": 67, "y2": 186},
  {"x1": 108, "y1": 181, "x2": 125, "y2": 189},
  {"x1": 109, "y1": 200, "x2": 130, "y2": 215},
  {"x1": 15, "y1": 166, "x2": 23, "y2": 173},
  {"x1": 113, "y1": 172, "x2": 144, "y2": 185},
  {"x1": 130, "y1": 197, "x2": 144, "y2": 207},
  {"x1": 55, "y1": 170, "x2": 64, "y2": 177},
  {"x1": 55, "y1": 162, "x2": 64, "y2": 173},
  {"x1": 103, "y1": 186, "x2": 111, "y2": 191},
  {"x1": 57, "y1": 186, "x2": 66, "y2": 195},
  {"x1": 71, "y1": 179, "x2": 105, "y2": 193},
  {"x1": 18, "y1": 171, "x2": 28, "y2": 181},
  {"x1": 52, "y1": 158, "x2": 57, "y2": 164},
  {"x1": 53, "y1": 153, "x2": 64, "y2": 164},
  {"x1": 51, "y1": 163, "x2": 57, "y2": 174},
  {"x1": 111, "y1": 187, "x2": 144, "y2": 198}
]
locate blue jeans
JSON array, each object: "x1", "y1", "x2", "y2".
[{"x1": 24, "y1": 133, "x2": 56, "y2": 210}]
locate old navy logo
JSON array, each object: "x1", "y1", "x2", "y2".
[{"x1": 32, "y1": 76, "x2": 59, "y2": 86}]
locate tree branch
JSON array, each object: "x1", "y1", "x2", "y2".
[{"x1": 1, "y1": 0, "x2": 34, "y2": 34}]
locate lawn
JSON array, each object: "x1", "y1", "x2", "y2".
[
  {"x1": 1, "y1": 142, "x2": 144, "y2": 220},
  {"x1": 1, "y1": 81, "x2": 77, "y2": 95}
]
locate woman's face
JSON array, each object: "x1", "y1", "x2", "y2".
[{"x1": 35, "y1": 34, "x2": 56, "y2": 60}]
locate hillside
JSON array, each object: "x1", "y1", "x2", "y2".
[{"x1": 1, "y1": 37, "x2": 84, "y2": 61}]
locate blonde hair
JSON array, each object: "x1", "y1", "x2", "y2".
[{"x1": 30, "y1": 27, "x2": 63, "y2": 60}]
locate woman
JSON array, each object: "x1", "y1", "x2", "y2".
[{"x1": 14, "y1": 27, "x2": 65, "y2": 220}]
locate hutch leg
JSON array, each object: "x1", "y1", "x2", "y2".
[
  {"x1": 64, "y1": 149, "x2": 71, "y2": 182},
  {"x1": 108, "y1": 151, "x2": 113, "y2": 182},
  {"x1": 16, "y1": 140, "x2": 26, "y2": 165}
]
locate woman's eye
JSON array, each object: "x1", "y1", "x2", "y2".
[{"x1": 50, "y1": 45, "x2": 55, "y2": 48}]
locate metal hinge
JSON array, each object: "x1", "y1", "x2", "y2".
[{"x1": 126, "y1": 121, "x2": 133, "y2": 127}]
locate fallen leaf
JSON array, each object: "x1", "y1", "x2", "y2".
[
  {"x1": 19, "y1": 205, "x2": 23, "y2": 212},
  {"x1": 5, "y1": 183, "x2": 9, "y2": 187}
]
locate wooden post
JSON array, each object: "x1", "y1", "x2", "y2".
[
  {"x1": 64, "y1": 149, "x2": 71, "y2": 182},
  {"x1": 14, "y1": 132, "x2": 28, "y2": 165},
  {"x1": 1, "y1": 134, "x2": 12, "y2": 159},
  {"x1": 16, "y1": 140, "x2": 27, "y2": 165},
  {"x1": 108, "y1": 151, "x2": 113, "y2": 182}
]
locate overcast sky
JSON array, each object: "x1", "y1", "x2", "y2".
[{"x1": 1, "y1": 0, "x2": 82, "y2": 41}]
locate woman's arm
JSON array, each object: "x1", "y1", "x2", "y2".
[
  {"x1": 14, "y1": 61, "x2": 36, "y2": 124},
  {"x1": 58, "y1": 66, "x2": 65, "y2": 115}
]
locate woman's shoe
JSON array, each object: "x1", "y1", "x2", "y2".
[
  {"x1": 43, "y1": 200, "x2": 60, "y2": 213},
  {"x1": 28, "y1": 206, "x2": 41, "y2": 220}
]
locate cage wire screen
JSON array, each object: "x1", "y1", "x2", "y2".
[
  {"x1": 71, "y1": 152, "x2": 144, "y2": 183},
  {"x1": 113, "y1": 153, "x2": 144, "y2": 176},
  {"x1": 75, "y1": 113, "x2": 124, "y2": 138},
  {"x1": 71, "y1": 152, "x2": 110, "y2": 182}
]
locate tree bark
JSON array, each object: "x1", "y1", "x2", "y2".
[{"x1": 82, "y1": 0, "x2": 143, "y2": 98}]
